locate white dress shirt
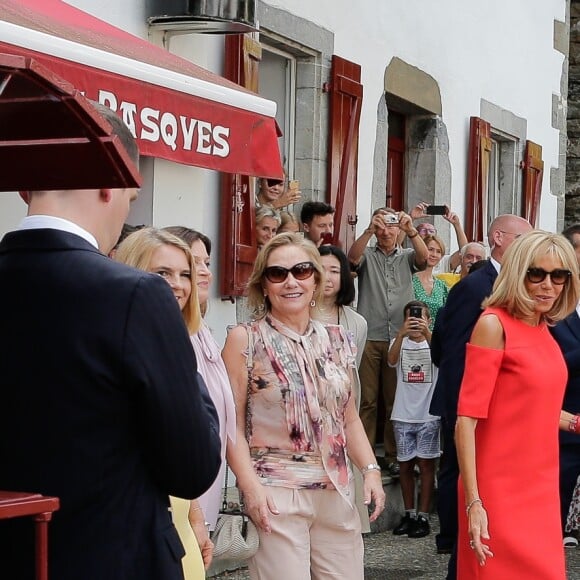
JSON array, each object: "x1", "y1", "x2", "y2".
[{"x1": 18, "y1": 215, "x2": 99, "y2": 249}]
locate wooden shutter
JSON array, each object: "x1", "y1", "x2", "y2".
[
  {"x1": 522, "y1": 141, "x2": 543, "y2": 227},
  {"x1": 219, "y1": 34, "x2": 262, "y2": 298},
  {"x1": 387, "y1": 135, "x2": 405, "y2": 210},
  {"x1": 327, "y1": 55, "x2": 363, "y2": 251},
  {"x1": 465, "y1": 117, "x2": 492, "y2": 242}
]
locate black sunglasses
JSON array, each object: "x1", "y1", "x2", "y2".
[
  {"x1": 266, "y1": 178, "x2": 284, "y2": 187},
  {"x1": 263, "y1": 261, "x2": 315, "y2": 283},
  {"x1": 526, "y1": 267, "x2": 571, "y2": 285}
]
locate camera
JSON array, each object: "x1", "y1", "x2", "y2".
[{"x1": 383, "y1": 213, "x2": 399, "y2": 225}]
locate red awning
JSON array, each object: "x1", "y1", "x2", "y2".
[{"x1": 0, "y1": 0, "x2": 283, "y2": 178}]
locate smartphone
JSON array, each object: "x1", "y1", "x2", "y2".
[
  {"x1": 321, "y1": 232, "x2": 334, "y2": 245},
  {"x1": 289, "y1": 179, "x2": 300, "y2": 191},
  {"x1": 409, "y1": 305, "x2": 423, "y2": 319},
  {"x1": 426, "y1": 205, "x2": 448, "y2": 215}
]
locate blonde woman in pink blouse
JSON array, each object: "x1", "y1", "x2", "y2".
[
  {"x1": 222, "y1": 233, "x2": 385, "y2": 580},
  {"x1": 164, "y1": 227, "x2": 237, "y2": 570}
]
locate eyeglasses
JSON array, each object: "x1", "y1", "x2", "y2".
[
  {"x1": 526, "y1": 267, "x2": 571, "y2": 285},
  {"x1": 464, "y1": 253, "x2": 484, "y2": 262},
  {"x1": 418, "y1": 227, "x2": 437, "y2": 235},
  {"x1": 498, "y1": 230, "x2": 522, "y2": 239},
  {"x1": 266, "y1": 178, "x2": 284, "y2": 187},
  {"x1": 263, "y1": 261, "x2": 316, "y2": 283}
]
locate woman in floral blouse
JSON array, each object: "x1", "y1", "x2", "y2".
[{"x1": 222, "y1": 233, "x2": 384, "y2": 580}]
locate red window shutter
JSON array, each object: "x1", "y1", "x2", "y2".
[
  {"x1": 465, "y1": 117, "x2": 491, "y2": 242},
  {"x1": 522, "y1": 141, "x2": 543, "y2": 227},
  {"x1": 327, "y1": 55, "x2": 363, "y2": 252},
  {"x1": 387, "y1": 135, "x2": 405, "y2": 210},
  {"x1": 219, "y1": 34, "x2": 262, "y2": 298}
]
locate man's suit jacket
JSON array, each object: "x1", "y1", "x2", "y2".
[
  {"x1": 551, "y1": 310, "x2": 580, "y2": 447},
  {"x1": 0, "y1": 229, "x2": 221, "y2": 580},
  {"x1": 430, "y1": 259, "x2": 498, "y2": 422}
]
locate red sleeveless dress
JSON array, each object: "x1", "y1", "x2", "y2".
[{"x1": 457, "y1": 307, "x2": 567, "y2": 579}]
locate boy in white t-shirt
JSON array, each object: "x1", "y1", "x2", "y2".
[{"x1": 387, "y1": 300, "x2": 441, "y2": 539}]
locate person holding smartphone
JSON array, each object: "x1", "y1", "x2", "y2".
[
  {"x1": 404, "y1": 203, "x2": 468, "y2": 275},
  {"x1": 256, "y1": 176, "x2": 302, "y2": 210},
  {"x1": 387, "y1": 301, "x2": 440, "y2": 539},
  {"x1": 301, "y1": 201, "x2": 335, "y2": 247}
]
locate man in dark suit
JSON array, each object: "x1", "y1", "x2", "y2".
[
  {"x1": 0, "y1": 103, "x2": 221, "y2": 580},
  {"x1": 551, "y1": 223, "x2": 580, "y2": 540},
  {"x1": 430, "y1": 214, "x2": 532, "y2": 579}
]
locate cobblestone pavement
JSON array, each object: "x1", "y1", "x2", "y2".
[{"x1": 214, "y1": 516, "x2": 580, "y2": 579}]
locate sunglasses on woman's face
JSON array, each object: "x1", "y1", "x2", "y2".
[
  {"x1": 263, "y1": 261, "x2": 315, "y2": 283},
  {"x1": 266, "y1": 179, "x2": 284, "y2": 187},
  {"x1": 526, "y1": 267, "x2": 571, "y2": 285}
]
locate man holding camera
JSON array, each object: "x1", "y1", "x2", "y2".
[{"x1": 348, "y1": 208, "x2": 428, "y2": 476}]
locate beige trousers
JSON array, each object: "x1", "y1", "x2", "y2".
[
  {"x1": 359, "y1": 340, "x2": 398, "y2": 462},
  {"x1": 248, "y1": 485, "x2": 363, "y2": 580}
]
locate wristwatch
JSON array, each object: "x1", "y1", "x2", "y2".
[{"x1": 361, "y1": 462, "x2": 381, "y2": 475}]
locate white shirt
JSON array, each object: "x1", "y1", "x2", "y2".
[
  {"x1": 389, "y1": 336, "x2": 439, "y2": 423},
  {"x1": 18, "y1": 215, "x2": 99, "y2": 249}
]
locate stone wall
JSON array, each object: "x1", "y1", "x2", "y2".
[{"x1": 567, "y1": 1, "x2": 580, "y2": 224}]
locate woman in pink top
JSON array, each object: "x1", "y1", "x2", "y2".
[
  {"x1": 164, "y1": 227, "x2": 237, "y2": 567},
  {"x1": 222, "y1": 233, "x2": 385, "y2": 580}
]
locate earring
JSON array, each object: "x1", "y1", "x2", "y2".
[{"x1": 310, "y1": 299, "x2": 316, "y2": 308}]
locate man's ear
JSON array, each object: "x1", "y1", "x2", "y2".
[
  {"x1": 100, "y1": 188, "x2": 113, "y2": 202},
  {"x1": 19, "y1": 191, "x2": 30, "y2": 205},
  {"x1": 303, "y1": 223, "x2": 309, "y2": 232}
]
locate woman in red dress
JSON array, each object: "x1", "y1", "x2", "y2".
[{"x1": 456, "y1": 230, "x2": 580, "y2": 579}]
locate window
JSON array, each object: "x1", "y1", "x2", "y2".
[
  {"x1": 387, "y1": 110, "x2": 405, "y2": 211},
  {"x1": 260, "y1": 45, "x2": 297, "y2": 177}
]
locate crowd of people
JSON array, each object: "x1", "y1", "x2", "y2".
[{"x1": 3, "y1": 99, "x2": 580, "y2": 580}]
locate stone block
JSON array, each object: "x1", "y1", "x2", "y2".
[
  {"x1": 554, "y1": 20, "x2": 569, "y2": 56},
  {"x1": 370, "y1": 479, "x2": 404, "y2": 533}
]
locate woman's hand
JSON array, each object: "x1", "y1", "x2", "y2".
[
  {"x1": 191, "y1": 520, "x2": 214, "y2": 570},
  {"x1": 409, "y1": 202, "x2": 429, "y2": 220},
  {"x1": 239, "y1": 480, "x2": 279, "y2": 533},
  {"x1": 467, "y1": 502, "x2": 494, "y2": 566},
  {"x1": 363, "y1": 471, "x2": 386, "y2": 522},
  {"x1": 275, "y1": 186, "x2": 301, "y2": 208},
  {"x1": 443, "y1": 210, "x2": 459, "y2": 226}
]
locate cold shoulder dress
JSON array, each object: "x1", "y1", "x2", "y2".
[{"x1": 457, "y1": 307, "x2": 567, "y2": 579}]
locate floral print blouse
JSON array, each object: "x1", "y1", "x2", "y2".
[{"x1": 243, "y1": 315, "x2": 356, "y2": 505}]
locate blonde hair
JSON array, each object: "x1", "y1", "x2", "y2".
[
  {"x1": 484, "y1": 230, "x2": 580, "y2": 325},
  {"x1": 246, "y1": 232, "x2": 325, "y2": 318},
  {"x1": 255, "y1": 206, "x2": 281, "y2": 226},
  {"x1": 115, "y1": 227, "x2": 201, "y2": 333},
  {"x1": 423, "y1": 234, "x2": 446, "y2": 256},
  {"x1": 278, "y1": 211, "x2": 300, "y2": 233}
]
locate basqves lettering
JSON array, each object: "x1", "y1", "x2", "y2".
[{"x1": 99, "y1": 90, "x2": 230, "y2": 157}]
